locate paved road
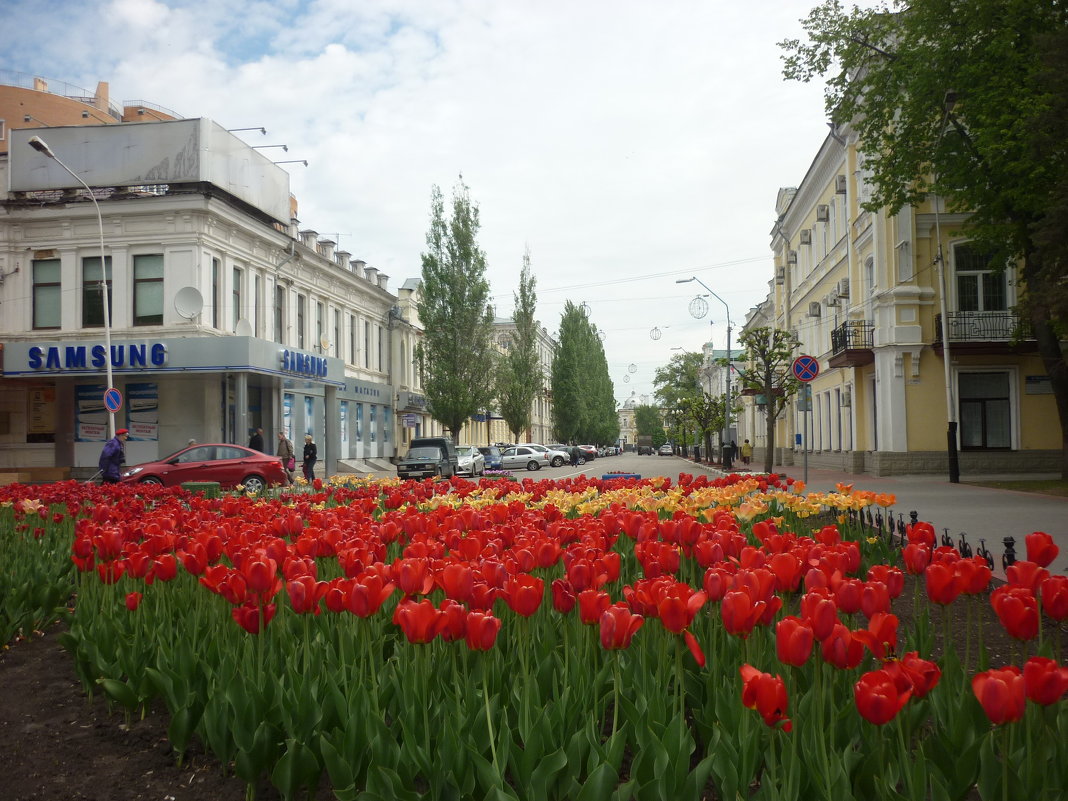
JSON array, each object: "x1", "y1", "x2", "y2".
[{"x1": 543, "y1": 452, "x2": 1067, "y2": 580}]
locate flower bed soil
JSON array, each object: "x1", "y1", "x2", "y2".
[{"x1": 2, "y1": 572, "x2": 1059, "y2": 801}]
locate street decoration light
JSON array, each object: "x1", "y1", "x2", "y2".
[
  {"x1": 28, "y1": 136, "x2": 115, "y2": 438},
  {"x1": 677, "y1": 277, "x2": 732, "y2": 469}
]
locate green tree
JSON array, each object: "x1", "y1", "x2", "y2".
[
  {"x1": 781, "y1": 0, "x2": 1068, "y2": 477},
  {"x1": 634, "y1": 404, "x2": 667, "y2": 448},
  {"x1": 551, "y1": 302, "x2": 618, "y2": 443},
  {"x1": 415, "y1": 182, "x2": 495, "y2": 439},
  {"x1": 496, "y1": 251, "x2": 542, "y2": 443},
  {"x1": 735, "y1": 327, "x2": 801, "y2": 475},
  {"x1": 681, "y1": 392, "x2": 728, "y2": 462}
]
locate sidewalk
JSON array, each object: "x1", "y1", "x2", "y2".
[{"x1": 689, "y1": 459, "x2": 1067, "y2": 580}]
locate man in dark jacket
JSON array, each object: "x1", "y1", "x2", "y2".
[
  {"x1": 248, "y1": 428, "x2": 264, "y2": 452},
  {"x1": 99, "y1": 429, "x2": 129, "y2": 483}
]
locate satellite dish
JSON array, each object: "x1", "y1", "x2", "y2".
[
  {"x1": 235, "y1": 319, "x2": 253, "y2": 337},
  {"x1": 174, "y1": 286, "x2": 204, "y2": 320},
  {"x1": 319, "y1": 335, "x2": 331, "y2": 352}
]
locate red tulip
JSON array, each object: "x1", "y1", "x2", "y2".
[
  {"x1": 438, "y1": 599, "x2": 468, "y2": 642},
  {"x1": 465, "y1": 611, "x2": 501, "y2": 651},
  {"x1": 924, "y1": 562, "x2": 963, "y2": 606},
  {"x1": 775, "y1": 616, "x2": 813, "y2": 667},
  {"x1": 684, "y1": 630, "x2": 706, "y2": 667},
  {"x1": 860, "y1": 581, "x2": 891, "y2": 620},
  {"x1": 502, "y1": 573, "x2": 544, "y2": 617},
  {"x1": 991, "y1": 585, "x2": 1039, "y2": 641},
  {"x1": 739, "y1": 664, "x2": 791, "y2": 731},
  {"x1": 286, "y1": 575, "x2": 325, "y2": 615},
  {"x1": 440, "y1": 562, "x2": 474, "y2": 602},
  {"x1": 395, "y1": 557, "x2": 435, "y2": 596},
  {"x1": 577, "y1": 589, "x2": 613, "y2": 625},
  {"x1": 902, "y1": 543, "x2": 931, "y2": 575},
  {"x1": 721, "y1": 589, "x2": 766, "y2": 639},
  {"x1": 1022, "y1": 656, "x2": 1068, "y2": 706},
  {"x1": 866, "y1": 564, "x2": 904, "y2": 599},
  {"x1": 96, "y1": 560, "x2": 127, "y2": 585},
  {"x1": 768, "y1": 552, "x2": 803, "y2": 593},
  {"x1": 889, "y1": 652, "x2": 941, "y2": 699},
  {"x1": 242, "y1": 556, "x2": 279, "y2": 596},
  {"x1": 346, "y1": 573, "x2": 396, "y2": 617},
  {"x1": 906, "y1": 521, "x2": 936, "y2": 547},
  {"x1": 834, "y1": 578, "x2": 864, "y2": 615},
  {"x1": 600, "y1": 604, "x2": 644, "y2": 650},
  {"x1": 1006, "y1": 560, "x2": 1050, "y2": 594},
  {"x1": 231, "y1": 601, "x2": 277, "y2": 634},
  {"x1": 124, "y1": 592, "x2": 143, "y2": 611},
  {"x1": 854, "y1": 669, "x2": 912, "y2": 725},
  {"x1": 551, "y1": 578, "x2": 577, "y2": 613},
  {"x1": 821, "y1": 623, "x2": 865, "y2": 670},
  {"x1": 956, "y1": 557, "x2": 992, "y2": 595},
  {"x1": 1025, "y1": 532, "x2": 1058, "y2": 568},
  {"x1": 394, "y1": 598, "x2": 445, "y2": 644},
  {"x1": 858, "y1": 612, "x2": 898, "y2": 661},
  {"x1": 972, "y1": 666, "x2": 1026, "y2": 725},
  {"x1": 702, "y1": 567, "x2": 734, "y2": 601},
  {"x1": 800, "y1": 589, "x2": 839, "y2": 640},
  {"x1": 1040, "y1": 575, "x2": 1068, "y2": 621},
  {"x1": 657, "y1": 584, "x2": 707, "y2": 634}
]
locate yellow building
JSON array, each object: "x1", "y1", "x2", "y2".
[{"x1": 753, "y1": 124, "x2": 1060, "y2": 476}]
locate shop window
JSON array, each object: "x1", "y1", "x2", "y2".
[
  {"x1": 33, "y1": 258, "x2": 61, "y2": 329},
  {"x1": 133, "y1": 254, "x2": 164, "y2": 325},
  {"x1": 82, "y1": 256, "x2": 112, "y2": 328},
  {"x1": 959, "y1": 371, "x2": 1011, "y2": 449},
  {"x1": 370, "y1": 405, "x2": 377, "y2": 442}
]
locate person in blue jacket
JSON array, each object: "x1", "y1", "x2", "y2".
[{"x1": 98, "y1": 428, "x2": 129, "y2": 483}]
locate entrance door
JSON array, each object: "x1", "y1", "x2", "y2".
[{"x1": 959, "y1": 372, "x2": 1011, "y2": 449}]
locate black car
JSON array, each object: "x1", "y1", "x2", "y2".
[{"x1": 397, "y1": 446, "x2": 453, "y2": 479}]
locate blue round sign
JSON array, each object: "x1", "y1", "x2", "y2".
[
  {"x1": 791, "y1": 355, "x2": 820, "y2": 383},
  {"x1": 103, "y1": 387, "x2": 123, "y2": 413}
]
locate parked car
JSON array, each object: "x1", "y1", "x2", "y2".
[
  {"x1": 408, "y1": 437, "x2": 459, "y2": 476},
  {"x1": 659, "y1": 443, "x2": 675, "y2": 456},
  {"x1": 477, "y1": 446, "x2": 503, "y2": 470},
  {"x1": 396, "y1": 445, "x2": 454, "y2": 480},
  {"x1": 577, "y1": 445, "x2": 598, "y2": 461},
  {"x1": 637, "y1": 445, "x2": 654, "y2": 455},
  {"x1": 523, "y1": 444, "x2": 568, "y2": 467},
  {"x1": 499, "y1": 445, "x2": 548, "y2": 471},
  {"x1": 455, "y1": 445, "x2": 486, "y2": 477},
  {"x1": 120, "y1": 443, "x2": 286, "y2": 492}
]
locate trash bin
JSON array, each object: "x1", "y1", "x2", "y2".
[{"x1": 721, "y1": 446, "x2": 733, "y2": 470}]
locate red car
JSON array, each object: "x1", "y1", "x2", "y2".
[{"x1": 121, "y1": 443, "x2": 286, "y2": 492}]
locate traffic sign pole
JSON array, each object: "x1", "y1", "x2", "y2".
[{"x1": 791, "y1": 356, "x2": 820, "y2": 486}]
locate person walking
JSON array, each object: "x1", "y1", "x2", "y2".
[
  {"x1": 248, "y1": 428, "x2": 264, "y2": 452},
  {"x1": 740, "y1": 439, "x2": 753, "y2": 466},
  {"x1": 98, "y1": 428, "x2": 129, "y2": 484},
  {"x1": 276, "y1": 431, "x2": 295, "y2": 485},
  {"x1": 302, "y1": 434, "x2": 318, "y2": 482}
]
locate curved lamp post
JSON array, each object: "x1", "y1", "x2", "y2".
[
  {"x1": 677, "y1": 277, "x2": 732, "y2": 469},
  {"x1": 28, "y1": 136, "x2": 115, "y2": 438}
]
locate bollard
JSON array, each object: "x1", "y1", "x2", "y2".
[
  {"x1": 941, "y1": 528, "x2": 954, "y2": 548},
  {"x1": 977, "y1": 539, "x2": 994, "y2": 570},
  {"x1": 1002, "y1": 536, "x2": 1016, "y2": 570},
  {"x1": 957, "y1": 532, "x2": 973, "y2": 558}
]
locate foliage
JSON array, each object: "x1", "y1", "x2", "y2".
[
  {"x1": 654, "y1": 352, "x2": 705, "y2": 412},
  {"x1": 681, "y1": 392, "x2": 728, "y2": 459},
  {"x1": 415, "y1": 182, "x2": 496, "y2": 438},
  {"x1": 496, "y1": 251, "x2": 542, "y2": 443},
  {"x1": 735, "y1": 327, "x2": 801, "y2": 474},
  {"x1": 551, "y1": 302, "x2": 618, "y2": 444},
  {"x1": 780, "y1": 0, "x2": 1068, "y2": 476},
  {"x1": 633, "y1": 404, "x2": 666, "y2": 448}
]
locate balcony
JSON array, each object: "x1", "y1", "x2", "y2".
[
  {"x1": 933, "y1": 311, "x2": 1036, "y2": 356},
  {"x1": 829, "y1": 320, "x2": 875, "y2": 368}
]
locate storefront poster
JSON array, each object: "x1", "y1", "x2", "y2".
[
  {"x1": 75, "y1": 384, "x2": 108, "y2": 442},
  {"x1": 283, "y1": 394, "x2": 293, "y2": 440},
  {"x1": 125, "y1": 382, "x2": 158, "y2": 441},
  {"x1": 28, "y1": 387, "x2": 56, "y2": 434}
]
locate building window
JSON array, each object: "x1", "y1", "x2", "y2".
[
  {"x1": 349, "y1": 314, "x2": 356, "y2": 363},
  {"x1": 377, "y1": 325, "x2": 383, "y2": 371},
  {"x1": 232, "y1": 267, "x2": 243, "y2": 332},
  {"x1": 274, "y1": 284, "x2": 285, "y2": 344},
  {"x1": 32, "y1": 258, "x2": 61, "y2": 329},
  {"x1": 133, "y1": 254, "x2": 164, "y2": 325},
  {"x1": 211, "y1": 257, "x2": 220, "y2": 329},
  {"x1": 297, "y1": 294, "x2": 306, "y2": 349},
  {"x1": 954, "y1": 243, "x2": 1006, "y2": 311},
  {"x1": 316, "y1": 301, "x2": 324, "y2": 349},
  {"x1": 253, "y1": 274, "x2": 262, "y2": 336},
  {"x1": 333, "y1": 310, "x2": 340, "y2": 358},
  {"x1": 82, "y1": 256, "x2": 113, "y2": 328},
  {"x1": 959, "y1": 372, "x2": 1011, "y2": 449},
  {"x1": 364, "y1": 321, "x2": 370, "y2": 368}
]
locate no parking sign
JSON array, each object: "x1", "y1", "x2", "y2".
[{"x1": 791, "y1": 355, "x2": 820, "y2": 383}]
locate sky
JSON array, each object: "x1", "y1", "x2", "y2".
[{"x1": 2, "y1": 0, "x2": 850, "y2": 404}]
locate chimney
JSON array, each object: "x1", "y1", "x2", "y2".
[
  {"x1": 289, "y1": 217, "x2": 300, "y2": 239},
  {"x1": 351, "y1": 259, "x2": 366, "y2": 278},
  {"x1": 376, "y1": 273, "x2": 389, "y2": 291},
  {"x1": 94, "y1": 81, "x2": 110, "y2": 111},
  {"x1": 363, "y1": 265, "x2": 378, "y2": 284},
  {"x1": 336, "y1": 250, "x2": 351, "y2": 268},
  {"x1": 299, "y1": 229, "x2": 318, "y2": 248},
  {"x1": 34, "y1": 77, "x2": 49, "y2": 92},
  {"x1": 317, "y1": 239, "x2": 336, "y2": 261}
]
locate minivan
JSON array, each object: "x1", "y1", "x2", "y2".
[{"x1": 405, "y1": 436, "x2": 459, "y2": 476}]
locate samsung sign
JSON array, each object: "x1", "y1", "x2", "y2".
[
  {"x1": 280, "y1": 349, "x2": 329, "y2": 378},
  {"x1": 28, "y1": 343, "x2": 168, "y2": 370}
]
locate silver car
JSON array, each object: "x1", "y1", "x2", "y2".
[
  {"x1": 499, "y1": 445, "x2": 548, "y2": 471},
  {"x1": 455, "y1": 445, "x2": 486, "y2": 477},
  {"x1": 523, "y1": 443, "x2": 568, "y2": 467}
]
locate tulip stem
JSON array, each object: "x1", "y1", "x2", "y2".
[{"x1": 483, "y1": 666, "x2": 500, "y2": 779}]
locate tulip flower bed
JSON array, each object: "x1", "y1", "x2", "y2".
[{"x1": 1, "y1": 473, "x2": 1066, "y2": 801}]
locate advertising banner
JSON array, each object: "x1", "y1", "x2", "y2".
[
  {"x1": 75, "y1": 384, "x2": 108, "y2": 442},
  {"x1": 125, "y1": 382, "x2": 159, "y2": 441}
]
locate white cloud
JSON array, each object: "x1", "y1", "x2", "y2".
[{"x1": 4, "y1": 0, "x2": 845, "y2": 403}]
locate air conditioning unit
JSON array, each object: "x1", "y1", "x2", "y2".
[
  {"x1": 837, "y1": 277, "x2": 850, "y2": 298},
  {"x1": 816, "y1": 205, "x2": 830, "y2": 222},
  {"x1": 799, "y1": 229, "x2": 812, "y2": 245},
  {"x1": 775, "y1": 265, "x2": 785, "y2": 284},
  {"x1": 807, "y1": 301, "x2": 822, "y2": 317},
  {"x1": 835, "y1": 175, "x2": 847, "y2": 194},
  {"x1": 787, "y1": 250, "x2": 798, "y2": 264},
  {"x1": 825, "y1": 293, "x2": 840, "y2": 307}
]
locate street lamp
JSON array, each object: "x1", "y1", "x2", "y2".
[
  {"x1": 28, "y1": 136, "x2": 115, "y2": 438},
  {"x1": 677, "y1": 277, "x2": 733, "y2": 469}
]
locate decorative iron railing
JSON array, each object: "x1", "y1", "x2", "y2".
[
  {"x1": 934, "y1": 311, "x2": 1030, "y2": 343},
  {"x1": 831, "y1": 320, "x2": 874, "y2": 354}
]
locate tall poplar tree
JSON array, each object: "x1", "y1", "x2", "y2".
[
  {"x1": 415, "y1": 182, "x2": 495, "y2": 439},
  {"x1": 496, "y1": 251, "x2": 542, "y2": 443},
  {"x1": 551, "y1": 302, "x2": 618, "y2": 443}
]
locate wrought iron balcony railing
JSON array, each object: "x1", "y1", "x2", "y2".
[
  {"x1": 934, "y1": 311, "x2": 1031, "y2": 343},
  {"x1": 831, "y1": 320, "x2": 874, "y2": 354}
]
